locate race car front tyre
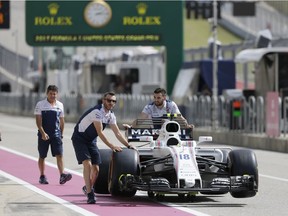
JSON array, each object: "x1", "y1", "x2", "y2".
[
  {"x1": 229, "y1": 149, "x2": 258, "y2": 198},
  {"x1": 108, "y1": 148, "x2": 139, "y2": 197},
  {"x1": 94, "y1": 148, "x2": 113, "y2": 194}
]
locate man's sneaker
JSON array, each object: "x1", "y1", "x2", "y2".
[
  {"x1": 60, "y1": 173, "x2": 72, "y2": 185},
  {"x1": 39, "y1": 175, "x2": 49, "y2": 184},
  {"x1": 87, "y1": 191, "x2": 96, "y2": 204},
  {"x1": 82, "y1": 186, "x2": 96, "y2": 196},
  {"x1": 82, "y1": 185, "x2": 88, "y2": 196}
]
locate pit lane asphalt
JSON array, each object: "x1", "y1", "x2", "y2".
[{"x1": 1, "y1": 113, "x2": 288, "y2": 216}]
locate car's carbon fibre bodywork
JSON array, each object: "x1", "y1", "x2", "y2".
[{"x1": 94, "y1": 114, "x2": 258, "y2": 200}]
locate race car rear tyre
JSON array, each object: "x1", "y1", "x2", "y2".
[
  {"x1": 108, "y1": 148, "x2": 139, "y2": 197},
  {"x1": 229, "y1": 149, "x2": 258, "y2": 198},
  {"x1": 94, "y1": 148, "x2": 113, "y2": 194}
]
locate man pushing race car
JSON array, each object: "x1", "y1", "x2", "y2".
[
  {"x1": 124, "y1": 87, "x2": 194, "y2": 129},
  {"x1": 93, "y1": 88, "x2": 258, "y2": 201}
]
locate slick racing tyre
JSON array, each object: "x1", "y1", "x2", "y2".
[
  {"x1": 94, "y1": 148, "x2": 113, "y2": 194},
  {"x1": 229, "y1": 149, "x2": 258, "y2": 198},
  {"x1": 108, "y1": 148, "x2": 139, "y2": 197}
]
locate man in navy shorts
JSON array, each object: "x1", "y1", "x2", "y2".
[
  {"x1": 71, "y1": 92, "x2": 134, "y2": 204},
  {"x1": 34, "y1": 85, "x2": 72, "y2": 185}
]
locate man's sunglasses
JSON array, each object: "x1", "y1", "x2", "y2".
[{"x1": 105, "y1": 98, "x2": 117, "y2": 103}]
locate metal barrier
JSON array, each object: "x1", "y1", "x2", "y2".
[
  {"x1": 283, "y1": 97, "x2": 288, "y2": 136},
  {"x1": 1, "y1": 93, "x2": 288, "y2": 137},
  {"x1": 0, "y1": 93, "x2": 288, "y2": 137},
  {"x1": 217, "y1": 95, "x2": 226, "y2": 128},
  {"x1": 221, "y1": 1, "x2": 288, "y2": 38},
  {"x1": 248, "y1": 96, "x2": 256, "y2": 133},
  {"x1": 0, "y1": 44, "x2": 31, "y2": 91},
  {"x1": 256, "y1": 96, "x2": 265, "y2": 134}
]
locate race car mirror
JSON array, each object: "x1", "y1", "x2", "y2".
[{"x1": 198, "y1": 136, "x2": 213, "y2": 143}]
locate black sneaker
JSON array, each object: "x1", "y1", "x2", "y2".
[
  {"x1": 82, "y1": 185, "x2": 87, "y2": 196},
  {"x1": 59, "y1": 173, "x2": 72, "y2": 185},
  {"x1": 87, "y1": 191, "x2": 96, "y2": 204},
  {"x1": 39, "y1": 175, "x2": 49, "y2": 184}
]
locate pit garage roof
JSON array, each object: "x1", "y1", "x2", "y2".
[{"x1": 235, "y1": 47, "x2": 288, "y2": 63}]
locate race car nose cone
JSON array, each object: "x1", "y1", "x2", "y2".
[{"x1": 185, "y1": 179, "x2": 196, "y2": 187}]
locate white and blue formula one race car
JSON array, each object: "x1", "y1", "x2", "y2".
[{"x1": 94, "y1": 114, "x2": 258, "y2": 201}]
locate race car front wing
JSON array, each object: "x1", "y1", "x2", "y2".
[{"x1": 118, "y1": 174, "x2": 257, "y2": 194}]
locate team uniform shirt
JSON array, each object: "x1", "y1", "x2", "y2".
[
  {"x1": 142, "y1": 100, "x2": 181, "y2": 118},
  {"x1": 72, "y1": 104, "x2": 116, "y2": 143},
  {"x1": 34, "y1": 99, "x2": 64, "y2": 138}
]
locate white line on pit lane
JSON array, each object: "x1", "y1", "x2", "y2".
[
  {"x1": 135, "y1": 191, "x2": 211, "y2": 216},
  {"x1": 0, "y1": 170, "x2": 98, "y2": 216},
  {"x1": 259, "y1": 174, "x2": 288, "y2": 182}
]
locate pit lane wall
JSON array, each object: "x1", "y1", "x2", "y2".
[{"x1": 193, "y1": 128, "x2": 288, "y2": 153}]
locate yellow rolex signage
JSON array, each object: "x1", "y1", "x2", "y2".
[
  {"x1": 34, "y1": 3, "x2": 72, "y2": 26},
  {"x1": 123, "y1": 3, "x2": 161, "y2": 26},
  {"x1": 26, "y1": 0, "x2": 183, "y2": 94},
  {"x1": 26, "y1": 0, "x2": 181, "y2": 45}
]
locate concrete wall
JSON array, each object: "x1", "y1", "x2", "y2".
[{"x1": 194, "y1": 128, "x2": 288, "y2": 153}]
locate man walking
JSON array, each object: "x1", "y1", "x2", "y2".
[{"x1": 34, "y1": 85, "x2": 72, "y2": 185}]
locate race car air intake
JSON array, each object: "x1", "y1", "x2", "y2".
[
  {"x1": 165, "y1": 122, "x2": 179, "y2": 133},
  {"x1": 167, "y1": 137, "x2": 180, "y2": 146}
]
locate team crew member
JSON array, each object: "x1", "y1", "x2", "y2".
[
  {"x1": 71, "y1": 92, "x2": 134, "y2": 204},
  {"x1": 34, "y1": 85, "x2": 72, "y2": 185},
  {"x1": 131, "y1": 87, "x2": 194, "y2": 128}
]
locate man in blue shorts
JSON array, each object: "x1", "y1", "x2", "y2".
[
  {"x1": 71, "y1": 92, "x2": 134, "y2": 204},
  {"x1": 34, "y1": 85, "x2": 72, "y2": 185}
]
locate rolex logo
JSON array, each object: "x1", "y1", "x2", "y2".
[
  {"x1": 136, "y1": 3, "x2": 147, "y2": 15},
  {"x1": 48, "y1": 3, "x2": 59, "y2": 16}
]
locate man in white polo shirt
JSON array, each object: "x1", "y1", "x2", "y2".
[
  {"x1": 131, "y1": 87, "x2": 194, "y2": 129},
  {"x1": 34, "y1": 85, "x2": 72, "y2": 185}
]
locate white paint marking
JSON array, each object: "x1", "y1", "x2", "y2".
[
  {"x1": 162, "y1": 202, "x2": 212, "y2": 216},
  {"x1": 0, "y1": 170, "x2": 98, "y2": 216},
  {"x1": 259, "y1": 174, "x2": 288, "y2": 182},
  {"x1": 0, "y1": 146, "x2": 82, "y2": 176}
]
